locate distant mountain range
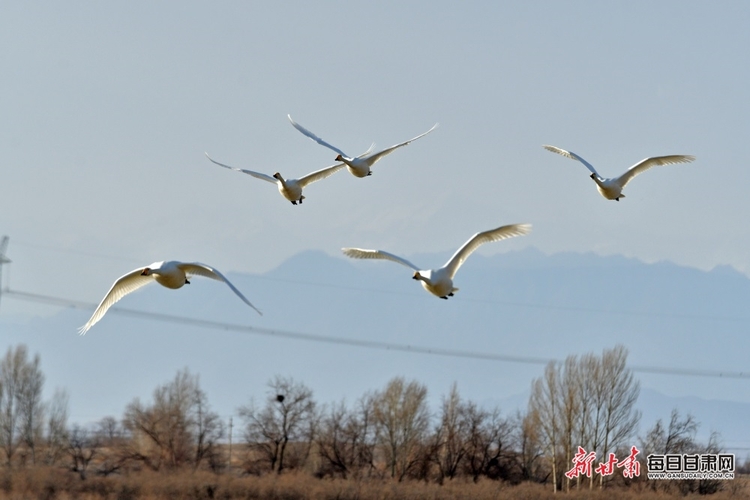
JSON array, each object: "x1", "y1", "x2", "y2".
[{"x1": 1, "y1": 247, "x2": 748, "y2": 454}]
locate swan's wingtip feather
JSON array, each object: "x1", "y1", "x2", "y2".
[
  {"x1": 246, "y1": 302, "x2": 263, "y2": 316},
  {"x1": 341, "y1": 247, "x2": 367, "y2": 258}
]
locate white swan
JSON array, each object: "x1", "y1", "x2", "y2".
[
  {"x1": 288, "y1": 115, "x2": 438, "y2": 178},
  {"x1": 79, "y1": 260, "x2": 261, "y2": 334},
  {"x1": 342, "y1": 224, "x2": 531, "y2": 299},
  {"x1": 205, "y1": 153, "x2": 345, "y2": 205},
  {"x1": 543, "y1": 145, "x2": 695, "y2": 201}
]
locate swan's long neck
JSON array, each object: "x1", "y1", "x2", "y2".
[
  {"x1": 413, "y1": 271, "x2": 431, "y2": 285},
  {"x1": 590, "y1": 173, "x2": 606, "y2": 186}
]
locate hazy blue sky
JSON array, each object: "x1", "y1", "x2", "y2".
[
  {"x1": 2, "y1": 3, "x2": 750, "y2": 450},
  {"x1": 2, "y1": 1, "x2": 749, "y2": 308}
]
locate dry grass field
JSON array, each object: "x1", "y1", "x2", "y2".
[
  {"x1": 0, "y1": 468, "x2": 746, "y2": 500},
  {"x1": 0, "y1": 346, "x2": 745, "y2": 499}
]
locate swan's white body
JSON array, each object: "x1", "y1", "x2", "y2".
[
  {"x1": 342, "y1": 224, "x2": 531, "y2": 299},
  {"x1": 543, "y1": 145, "x2": 695, "y2": 201},
  {"x1": 205, "y1": 153, "x2": 345, "y2": 205},
  {"x1": 79, "y1": 260, "x2": 261, "y2": 334},
  {"x1": 288, "y1": 115, "x2": 438, "y2": 178}
]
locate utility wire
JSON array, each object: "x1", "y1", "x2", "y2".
[
  {"x1": 4, "y1": 288, "x2": 748, "y2": 380},
  {"x1": 10, "y1": 240, "x2": 143, "y2": 265}
]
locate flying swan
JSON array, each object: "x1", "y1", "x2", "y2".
[
  {"x1": 543, "y1": 145, "x2": 695, "y2": 201},
  {"x1": 79, "y1": 260, "x2": 261, "y2": 334},
  {"x1": 342, "y1": 223, "x2": 531, "y2": 299},
  {"x1": 288, "y1": 114, "x2": 438, "y2": 178},
  {"x1": 205, "y1": 153, "x2": 345, "y2": 205}
]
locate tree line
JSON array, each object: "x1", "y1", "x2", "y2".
[{"x1": 0, "y1": 343, "x2": 736, "y2": 494}]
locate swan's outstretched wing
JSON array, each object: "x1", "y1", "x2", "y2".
[
  {"x1": 205, "y1": 153, "x2": 277, "y2": 184},
  {"x1": 616, "y1": 155, "x2": 695, "y2": 187},
  {"x1": 178, "y1": 262, "x2": 262, "y2": 315},
  {"x1": 543, "y1": 145, "x2": 600, "y2": 176},
  {"x1": 79, "y1": 268, "x2": 153, "y2": 334},
  {"x1": 444, "y1": 223, "x2": 532, "y2": 279},
  {"x1": 341, "y1": 248, "x2": 421, "y2": 272},
  {"x1": 288, "y1": 115, "x2": 349, "y2": 157},
  {"x1": 297, "y1": 163, "x2": 346, "y2": 188},
  {"x1": 362, "y1": 123, "x2": 439, "y2": 165}
]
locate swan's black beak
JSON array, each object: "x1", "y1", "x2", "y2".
[{"x1": 185, "y1": 279, "x2": 190, "y2": 284}]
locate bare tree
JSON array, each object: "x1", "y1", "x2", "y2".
[
  {"x1": 122, "y1": 368, "x2": 222, "y2": 471},
  {"x1": 0, "y1": 346, "x2": 22, "y2": 465},
  {"x1": 97, "y1": 416, "x2": 122, "y2": 446},
  {"x1": 316, "y1": 401, "x2": 352, "y2": 478},
  {"x1": 462, "y1": 404, "x2": 514, "y2": 482},
  {"x1": 315, "y1": 393, "x2": 376, "y2": 479},
  {"x1": 596, "y1": 345, "x2": 640, "y2": 483},
  {"x1": 0, "y1": 345, "x2": 47, "y2": 466},
  {"x1": 95, "y1": 416, "x2": 126, "y2": 476},
  {"x1": 559, "y1": 356, "x2": 580, "y2": 492},
  {"x1": 576, "y1": 351, "x2": 602, "y2": 489},
  {"x1": 17, "y1": 351, "x2": 44, "y2": 465},
  {"x1": 238, "y1": 376, "x2": 316, "y2": 474},
  {"x1": 67, "y1": 424, "x2": 100, "y2": 479},
  {"x1": 372, "y1": 377, "x2": 430, "y2": 480},
  {"x1": 45, "y1": 388, "x2": 69, "y2": 466},
  {"x1": 431, "y1": 383, "x2": 471, "y2": 483},
  {"x1": 696, "y1": 432, "x2": 724, "y2": 495},
  {"x1": 640, "y1": 410, "x2": 726, "y2": 495},
  {"x1": 528, "y1": 345, "x2": 641, "y2": 491},
  {"x1": 641, "y1": 409, "x2": 698, "y2": 456},
  {"x1": 511, "y1": 410, "x2": 544, "y2": 482},
  {"x1": 528, "y1": 362, "x2": 562, "y2": 492},
  {"x1": 193, "y1": 385, "x2": 225, "y2": 471}
]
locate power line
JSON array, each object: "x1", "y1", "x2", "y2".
[
  {"x1": 0, "y1": 236, "x2": 10, "y2": 311},
  {"x1": 3, "y1": 287, "x2": 748, "y2": 380},
  {"x1": 10, "y1": 240, "x2": 143, "y2": 265}
]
